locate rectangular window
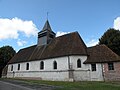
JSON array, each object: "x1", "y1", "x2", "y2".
[
  {"x1": 91, "y1": 64, "x2": 96, "y2": 71},
  {"x1": 108, "y1": 62, "x2": 114, "y2": 70},
  {"x1": 18, "y1": 64, "x2": 20, "y2": 70}
]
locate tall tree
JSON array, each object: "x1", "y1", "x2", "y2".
[
  {"x1": 99, "y1": 28, "x2": 120, "y2": 56},
  {"x1": 0, "y1": 46, "x2": 16, "y2": 77}
]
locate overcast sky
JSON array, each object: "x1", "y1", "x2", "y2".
[{"x1": 0, "y1": 0, "x2": 120, "y2": 51}]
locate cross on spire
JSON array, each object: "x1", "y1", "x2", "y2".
[{"x1": 47, "y1": 12, "x2": 49, "y2": 20}]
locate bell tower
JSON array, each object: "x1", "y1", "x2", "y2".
[{"x1": 37, "y1": 20, "x2": 56, "y2": 46}]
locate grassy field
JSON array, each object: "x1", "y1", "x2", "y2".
[{"x1": 2, "y1": 78, "x2": 120, "y2": 90}]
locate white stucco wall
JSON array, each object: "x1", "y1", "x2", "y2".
[
  {"x1": 7, "y1": 55, "x2": 104, "y2": 81},
  {"x1": 69, "y1": 56, "x2": 104, "y2": 81},
  {"x1": 7, "y1": 56, "x2": 70, "y2": 81},
  {"x1": 69, "y1": 56, "x2": 90, "y2": 81},
  {"x1": 69, "y1": 56, "x2": 88, "y2": 70},
  {"x1": 90, "y1": 64, "x2": 104, "y2": 81}
]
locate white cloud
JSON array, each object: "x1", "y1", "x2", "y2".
[
  {"x1": 86, "y1": 39, "x2": 98, "y2": 47},
  {"x1": 56, "y1": 31, "x2": 70, "y2": 37},
  {"x1": 0, "y1": 17, "x2": 38, "y2": 40},
  {"x1": 17, "y1": 39, "x2": 27, "y2": 46},
  {"x1": 113, "y1": 17, "x2": 120, "y2": 30}
]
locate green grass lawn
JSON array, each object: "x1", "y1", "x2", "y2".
[{"x1": 2, "y1": 78, "x2": 120, "y2": 90}]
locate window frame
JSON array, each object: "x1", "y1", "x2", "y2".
[
  {"x1": 26, "y1": 63, "x2": 29, "y2": 70},
  {"x1": 53, "y1": 61, "x2": 57, "y2": 69},
  {"x1": 91, "y1": 64, "x2": 96, "y2": 71},
  {"x1": 11, "y1": 65, "x2": 13, "y2": 71},
  {"x1": 40, "y1": 61, "x2": 44, "y2": 70},
  {"x1": 108, "y1": 62, "x2": 114, "y2": 70},
  {"x1": 77, "y1": 59, "x2": 81, "y2": 68},
  {"x1": 18, "y1": 64, "x2": 20, "y2": 70}
]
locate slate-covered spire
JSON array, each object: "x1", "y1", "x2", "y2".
[
  {"x1": 42, "y1": 20, "x2": 52, "y2": 31},
  {"x1": 37, "y1": 20, "x2": 56, "y2": 46}
]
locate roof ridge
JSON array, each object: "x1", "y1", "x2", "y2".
[
  {"x1": 20, "y1": 45, "x2": 36, "y2": 51},
  {"x1": 56, "y1": 31, "x2": 78, "y2": 38},
  {"x1": 87, "y1": 44, "x2": 105, "y2": 48}
]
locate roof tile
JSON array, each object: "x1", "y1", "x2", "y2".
[
  {"x1": 8, "y1": 32, "x2": 87, "y2": 64},
  {"x1": 84, "y1": 45, "x2": 120, "y2": 64}
]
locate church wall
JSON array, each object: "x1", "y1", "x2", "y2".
[
  {"x1": 69, "y1": 56, "x2": 88, "y2": 70},
  {"x1": 14, "y1": 71, "x2": 69, "y2": 81},
  {"x1": 7, "y1": 56, "x2": 70, "y2": 81},
  {"x1": 73, "y1": 70, "x2": 90, "y2": 81},
  {"x1": 42, "y1": 56, "x2": 69, "y2": 71},
  {"x1": 69, "y1": 56, "x2": 90, "y2": 81},
  {"x1": 103, "y1": 62, "x2": 120, "y2": 81},
  {"x1": 89, "y1": 63, "x2": 104, "y2": 81},
  {"x1": 7, "y1": 56, "x2": 104, "y2": 81},
  {"x1": 69, "y1": 56, "x2": 103, "y2": 81},
  {"x1": 72, "y1": 63, "x2": 103, "y2": 81}
]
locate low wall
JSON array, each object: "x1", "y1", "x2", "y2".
[{"x1": 7, "y1": 70, "x2": 69, "y2": 81}]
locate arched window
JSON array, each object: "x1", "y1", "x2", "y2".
[
  {"x1": 26, "y1": 63, "x2": 29, "y2": 70},
  {"x1": 18, "y1": 64, "x2": 20, "y2": 70},
  {"x1": 53, "y1": 61, "x2": 57, "y2": 69},
  {"x1": 40, "y1": 61, "x2": 44, "y2": 70},
  {"x1": 77, "y1": 59, "x2": 81, "y2": 68},
  {"x1": 11, "y1": 65, "x2": 13, "y2": 71}
]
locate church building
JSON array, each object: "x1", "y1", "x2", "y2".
[{"x1": 7, "y1": 20, "x2": 120, "y2": 81}]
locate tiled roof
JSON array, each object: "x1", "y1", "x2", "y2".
[
  {"x1": 8, "y1": 32, "x2": 88, "y2": 64},
  {"x1": 8, "y1": 45, "x2": 36, "y2": 64},
  {"x1": 84, "y1": 45, "x2": 120, "y2": 64}
]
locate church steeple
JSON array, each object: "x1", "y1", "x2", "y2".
[
  {"x1": 42, "y1": 20, "x2": 52, "y2": 31},
  {"x1": 37, "y1": 20, "x2": 56, "y2": 46}
]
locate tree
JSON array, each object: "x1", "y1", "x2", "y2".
[
  {"x1": 99, "y1": 28, "x2": 120, "y2": 56},
  {"x1": 0, "y1": 46, "x2": 16, "y2": 77}
]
